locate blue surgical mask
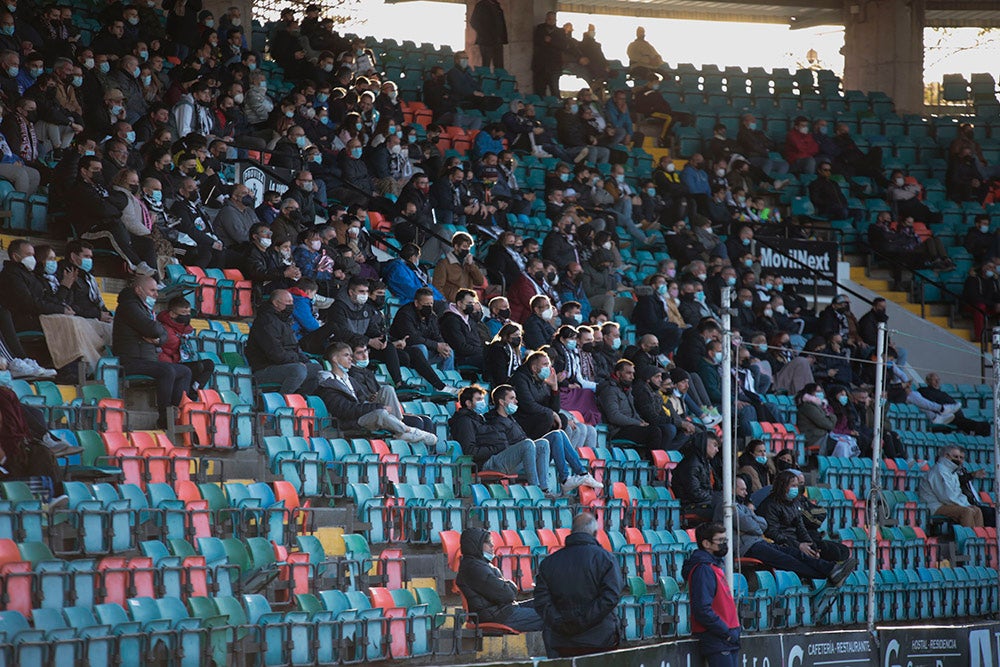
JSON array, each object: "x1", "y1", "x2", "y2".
[
  {"x1": 695, "y1": 292, "x2": 706, "y2": 302},
  {"x1": 248, "y1": 63, "x2": 257, "y2": 71},
  {"x1": 744, "y1": 259, "x2": 753, "y2": 268},
  {"x1": 565, "y1": 339, "x2": 577, "y2": 350},
  {"x1": 111, "y1": 104, "x2": 123, "y2": 116},
  {"x1": 656, "y1": 283, "x2": 668, "y2": 295},
  {"x1": 150, "y1": 190, "x2": 163, "y2": 203},
  {"x1": 99, "y1": 61, "x2": 110, "y2": 74},
  {"x1": 44, "y1": 259, "x2": 57, "y2": 275},
  {"x1": 295, "y1": 135, "x2": 306, "y2": 147},
  {"x1": 755, "y1": 455, "x2": 767, "y2": 465},
  {"x1": 138, "y1": 50, "x2": 148, "y2": 61},
  {"x1": 72, "y1": 75, "x2": 83, "y2": 87},
  {"x1": 4, "y1": 65, "x2": 16, "y2": 76},
  {"x1": 80, "y1": 257, "x2": 94, "y2": 272},
  {"x1": 713, "y1": 351, "x2": 723, "y2": 363},
  {"x1": 285, "y1": 110, "x2": 294, "y2": 118},
  {"x1": 742, "y1": 300, "x2": 753, "y2": 308},
  {"x1": 144, "y1": 295, "x2": 156, "y2": 309},
  {"x1": 355, "y1": 358, "x2": 369, "y2": 368},
  {"x1": 316, "y1": 92, "x2": 329, "y2": 102},
  {"x1": 757, "y1": 343, "x2": 767, "y2": 353},
  {"x1": 350, "y1": 147, "x2": 363, "y2": 159},
  {"x1": 483, "y1": 552, "x2": 494, "y2": 562},
  {"x1": 0, "y1": 26, "x2": 12, "y2": 37},
  {"x1": 726, "y1": 277, "x2": 736, "y2": 286},
  {"x1": 473, "y1": 399, "x2": 488, "y2": 415},
  {"x1": 838, "y1": 394, "x2": 849, "y2": 406},
  {"x1": 611, "y1": 337, "x2": 621, "y2": 350},
  {"x1": 29, "y1": 67, "x2": 42, "y2": 78},
  {"x1": 560, "y1": 172, "x2": 570, "y2": 182},
  {"x1": 311, "y1": 154, "x2": 322, "y2": 164},
  {"x1": 646, "y1": 187, "x2": 656, "y2": 197},
  {"x1": 505, "y1": 402, "x2": 518, "y2": 415},
  {"x1": 742, "y1": 238, "x2": 750, "y2": 246},
  {"x1": 537, "y1": 366, "x2": 551, "y2": 380},
  {"x1": 786, "y1": 486, "x2": 800, "y2": 501},
  {"x1": 125, "y1": 131, "x2": 136, "y2": 143},
  {"x1": 83, "y1": 149, "x2": 95, "y2": 156},
  {"x1": 355, "y1": 122, "x2": 363, "y2": 131},
  {"x1": 132, "y1": 67, "x2": 140, "y2": 78},
  {"x1": 748, "y1": 122, "x2": 757, "y2": 130}
]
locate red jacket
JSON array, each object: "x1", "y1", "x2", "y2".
[
  {"x1": 508, "y1": 274, "x2": 543, "y2": 323},
  {"x1": 156, "y1": 310, "x2": 194, "y2": 363},
  {"x1": 785, "y1": 130, "x2": 819, "y2": 163}
]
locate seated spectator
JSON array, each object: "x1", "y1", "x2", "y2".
[
  {"x1": 287, "y1": 278, "x2": 337, "y2": 355},
  {"x1": 887, "y1": 170, "x2": 942, "y2": 224},
  {"x1": 484, "y1": 322, "x2": 523, "y2": 386},
  {"x1": 737, "y1": 439, "x2": 775, "y2": 494},
  {"x1": 523, "y1": 295, "x2": 556, "y2": 350},
  {"x1": 511, "y1": 350, "x2": 594, "y2": 450},
  {"x1": 947, "y1": 146, "x2": 986, "y2": 203},
  {"x1": 884, "y1": 348, "x2": 960, "y2": 426},
  {"x1": 215, "y1": 184, "x2": 259, "y2": 248},
  {"x1": 383, "y1": 242, "x2": 444, "y2": 304},
  {"x1": 737, "y1": 113, "x2": 788, "y2": 175},
  {"x1": 919, "y1": 445, "x2": 987, "y2": 528},
  {"x1": 671, "y1": 431, "x2": 721, "y2": 521},
  {"x1": 156, "y1": 296, "x2": 215, "y2": 399},
  {"x1": 808, "y1": 161, "x2": 858, "y2": 221},
  {"x1": 390, "y1": 287, "x2": 455, "y2": 373},
  {"x1": 892, "y1": 215, "x2": 954, "y2": 271},
  {"x1": 830, "y1": 122, "x2": 885, "y2": 184},
  {"x1": 439, "y1": 288, "x2": 485, "y2": 370},
  {"x1": 243, "y1": 223, "x2": 302, "y2": 296},
  {"x1": 112, "y1": 276, "x2": 191, "y2": 428},
  {"x1": 723, "y1": 475, "x2": 855, "y2": 585},
  {"x1": 317, "y1": 342, "x2": 436, "y2": 446},
  {"x1": 483, "y1": 295, "x2": 512, "y2": 338},
  {"x1": 796, "y1": 383, "x2": 836, "y2": 454},
  {"x1": 434, "y1": 232, "x2": 485, "y2": 302},
  {"x1": 456, "y1": 527, "x2": 542, "y2": 633},
  {"x1": 964, "y1": 214, "x2": 996, "y2": 264},
  {"x1": 446, "y1": 51, "x2": 502, "y2": 112},
  {"x1": 448, "y1": 385, "x2": 551, "y2": 492},
  {"x1": 171, "y1": 175, "x2": 228, "y2": 269},
  {"x1": 632, "y1": 364, "x2": 695, "y2": 451},
  {"x1": 918, "y1": 373, "x2": 991, "y2": 436},
  {"x1": 784, "y1": 116, "x2": 818, "y2": 175},
  {"x1": 773, "y1": 338, "x2": 822, "y2": 395},
  {"x1": 244, "y1": 289, "x2": 322, "y2": 395},
  {"x1": 596, "y1": 359, "x2": 666, "y2": 451},
  {"x1": 549, "y1": 325, "x2": 601, "y2": 425}
]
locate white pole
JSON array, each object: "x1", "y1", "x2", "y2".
[
  {"x1": 866, "y1": 322, "x2": 888, "y2": 640},
  {"x1": 720, "y1": 286, "x2": 734, "y2": 591},
  {"x1": 991, "y1": 327, "x2": 1000, "y2": 615}
]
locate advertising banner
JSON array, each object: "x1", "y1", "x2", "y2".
[{"x1": 758, "y1": 238, "x2": 838, "y2": 297}]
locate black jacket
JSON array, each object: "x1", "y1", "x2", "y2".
[
  {"x1": 242, "y1": 246, "x2": 294, "y2": 294},
  {"x1": 329, "y1": 298, "x2": 383, "y2": 342},
  {"x1": 676, "y1": 327, "x2": 710, "y2": 373},
  {"x1": 596, "y1": 379, "x2": 644, "y2": 436},
  {"x1": 68, "y1": 179, "x2": 126, "y2": 232},
  {"x1": 456, "y1": 527, "x2": 517, "y2": 623},
  {"x1": 590, "y1": 341, "x2": 619, "y2": 384},
  {"x1": 448, "y1": 406, "x2": 508, "y2": 466},
  {"x1": 857, "y1": 309, "x2": 887, "y2": 348},
  {"x1": 633, "y1": 379, "x2": 669, "y2": 427},
  {"x1": 111, "y1": 287, "x2": 165, "y2": 360},
  {"x1": 509, "y1": 364, "x2": 560, "y2": 439},
  {"x1": 439, "y1": 311, "x2": 483, "y2": 361},
  {"x1": 348, "y1": 365, "x2": 381, "y2": 401},
  {"x1": 244, "y1": 305, "x2": 304, "y2": 372},
  {"x1": 541, "y1": 231, "x2": 579, "y2": 270},
  {"x1": 54, "y1": 261, "x2": 107, "y2": 320},
  {"x1": 0, "y1": 260, "x2": 66, "y2": 331},
  {"x1": 484, "y1": 341, "x2": 519, "y2": 386},
  {"x1": 534, "y1": 532, "x2": 623, "y2": 651},
  {"x1": 314, "y1": 373, "x2": 380, "y2": 430},
  {"x1": 522, "y1": 313, "x2": 554, "y2": 350},
  {"x1": 631, "y1": 293, "x2": 669, "y2": 338},
  {"x1": 483, "y1": 242, "x2": 522, "y2": 288},
  {"x1": 757, "y1": 491, "x2": 813, "y2": 549},
  {"x1": 389, "y1": 302, "x2": 445, "y2": 349},
  {"x1": 671, "y1": 437, "x2": 717, "y2": 507}
]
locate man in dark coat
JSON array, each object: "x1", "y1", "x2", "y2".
[
  {"x1": 534, "y1": 512, "x2": 623, "y2": 657},
  {"x1": 439, "y1": 288, "x2": 485, "y2": 370},
  {"x1": 595, "y1": 359, "x2": 664, "y2": 450},
  {"x1": 631, "y1": 276, "x2": 681, "y2": 354},
  {"x1": 671, "y1": 431, "x2": 721, "y2": 521},
  {"x1": 244, "y1": 289, "x2": 321, "y2": 395},
  {"x1": 0, "y1": 239, "x2": 69, "y2": 332},
  {"x1": 112, "y1": 276, "x2": 192, "y2": 427},
  {"x1": 469, "y1": 0, "x2": 508, "y2": 70},
  {"x1": 457, "y1": 526, "x2": 541, "y2": 630}
]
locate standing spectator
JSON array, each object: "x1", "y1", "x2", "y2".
[
  {"x1": 531, "y1": 11, "x2": 563, "y2": 97},
  {"x1": 112, "y1": 277, "x2": 192, "y2": 429},
  {"x1": 244, "y1": 289, "x2": 321, "y2": 395},
  {"x1": 919, "y1": 445, "x2": 985, "y2": 528},
  {"x1": 534, "y1": 513, "x2": 623, "y2": 657},
  {"x1": 626, "y1": 26, "x2": 665, "y2": 79},
  {"x1": 682, "y1": 522, "x2": 741, "y2": 667},
  {"x1": 456, "y1": 527, "x2": 541, "y2": 632},
  {"x1": 469, "y1": 0, "x2": 507, "y2": 70},
  {"x1": 156, "y1": 296, "x2": 215, "y2": 399}
]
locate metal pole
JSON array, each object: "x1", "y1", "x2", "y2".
[
  {"x1": 865, "y1": 322, "x2": 888, "y2": 641},
  {"x1": 991, "y1": 327, "x2": 1000, "y2": 615},
  {"x1": 720, "y1": 286, "x2": 734, "y2": 591}
]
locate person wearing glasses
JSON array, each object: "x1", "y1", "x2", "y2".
[{"x1": 682, "y1": 522, "x2": 741, "y2": 667}]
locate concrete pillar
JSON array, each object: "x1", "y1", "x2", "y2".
[
  {"x1": 464, "y1": 0, "x2": 556, "y2": 95},
  {"x1": 842, "y1": 0, "x2": 925, "y2": 114}
]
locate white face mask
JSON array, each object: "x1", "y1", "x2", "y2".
[
  {"x1": 602, "y1": 241, "x2": 612, "y2": 250},
  {"x1": 309, "y1": 240, "x2": 322, "y2": 251},
  {"x1": 19, "y1": 255, "x2": 36, "y2": 271},
  {"x1": 715, "y1": 168, "x2": 725, "y2": 177},
  {"x1": 894, "y1": 177, "x2": 905, "y2": 187},
  {"x1": 665, "y1": 163, "x2": 675, "y2": 173},
  {"x1": 258, "y1": 236, "x2": 272, "y2": 248},
  {"x1": 541, "y1": 307, "x2": 554, "y2": 320},
  {"x1": 355, "y1": 293, "x2": 369, "y2": 305}
]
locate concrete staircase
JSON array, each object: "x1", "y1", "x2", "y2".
[{"x1": 847, "y1": 264, "x2": 976, "y2": 342}]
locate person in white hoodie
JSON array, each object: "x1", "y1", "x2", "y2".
[{"x1": 918, "y1": 445, "x2": 984, "y2": 527}]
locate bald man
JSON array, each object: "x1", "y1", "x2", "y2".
[
  {"x1": 245, "y1": 288, "x2": 322, "y2": 395},
  {"x1": 112, "y1": 276, "x2": 193, "y2": 428}
]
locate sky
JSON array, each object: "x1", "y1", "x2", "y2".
[{"x1": 327, "y1": 0, "x2": 1000, "y2": 84}]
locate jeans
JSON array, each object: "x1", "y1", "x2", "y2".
[
  {"x1": 539, "y1": 430, "x2": 586, "y2": 483},
  {"x1": 614, "y1": 424, "x2": 664, "y2": 450},
  {"x1": 612, "y1": 196, "x2": 648, "y2": 245},
  {"x1": 253, "y1": 361, "x2": 321, "y2": 395},
  {"x1": 790, "y1": 157, "x2": 816, "y2": 175},
  {"x1": 182, "y1": 359, "x2": 215, "y2": 395},
  {"x1": 483, "y1": 438, "x2": 550, "y2": 490},
  {"x1": 745, "y1": 541, "x2": 833, "y2": 579},
  {"x1": 565, "y1": 417, "x2": 597, "y2": 449},
  {"x1": 505, "y1": 602, "x2": 543, "y2": 632},
  {"x1": 357, "y1": 407, "x2": 411, "y2": 436},
  {"x1": 120, "y1": 357, "x2": 192, "y2": 415},
  {"x1": 409, "y1": 343, "x2": 455, "y2": 372}
]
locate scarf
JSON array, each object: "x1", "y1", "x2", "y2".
[
  {"x1": 15, "y1": 113, "x2": 36, "y2": 162},
  {"x1": 506, "y1": 343, "x2": 522, "y2": 378},
  {"x1": 0, "y1": 132, "x2": 12, "y2": 158},
  {"x1": 137, "y1": 196, "x2": 154, "y2": 232},
  {"x1": 580, "y1": 351, "x2": 595, "y2": 381}
]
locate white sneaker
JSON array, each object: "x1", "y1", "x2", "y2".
[
  {"x1": 7, "y1": 358, "x2": 37, "y2": 378},
  {"x1": 942, "y1": 403, "x2": 961, "y2": 414},
  {"x1": 932, "y1": 410, "x2": 955, "y2": 426},
  {"x1": 532, "y1": 147, "x2": 553, "y2": 158},
  {"x1": 703, "y1": 412, "x2": 723, "y2": 428},
  {"x1": 134, "y1": 261, "x2": 156, "y2": 276},
  {"x1": 440, "y1": 385, "x2": 461, "y2": 396},
  {"x1": 573, "y1": 146, "x2": 590, "y2": 163},
  {"x1": 23, "y1": 359, "x2": 56, "y2": 378},
  {"x1": 579, "y1": 473, "x2": 603, "y2": 490},
  {"x1": 561, "y1": 475, "x2": 585, "y2": 495}
]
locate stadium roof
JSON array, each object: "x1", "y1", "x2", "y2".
[{"x1": 389, "y1": 0, "x2": 1000, "y2": 28}]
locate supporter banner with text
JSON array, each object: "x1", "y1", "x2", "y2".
[
  {"x1": 758, "y1": 238, "x2": 838, "y2": 298},
  {"x1": 234, "y1": 162, "x2": 291, "y2": 206}
]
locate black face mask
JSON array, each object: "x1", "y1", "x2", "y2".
[
  {"x1": 288, "y1": 210, "x2": 302, "y2": 222},
  {"x1": 532, "y1": 270, "x2": 545, "y2": 283},
  {"x1": 469, "y1": 310, "x2": 482, "y2": 322},
  {"x1": 454, "y1": 249, "x2": 469, "y2": 262},
  {"x1": 173, "y1": 314, "x2": 191, "y2": 325},
  {"x1": 241, "y1": 194, "x2": 255, "y2": 206},
  {"x1": 647, "y1": 345, "x2": 660, "y2": 356},
  {"x1": 774, "y1": 458, "x2": 794, "y2": 472},
  {"x1": 277, "y1": 305, "x2": 294, "y2": 320},
  {"x1": 497, "y1": 308, "x2": 510, "y2": 320},
  {"x1": 581, "y1": 341, "x2": 595, "y2": 352},
  {"x1": 713, "y1": 543, "x2": 729, "y2": 558},
  {"x1": 463, "y1": 304, "x2": 475, "y2": 316},
  {"x1": 372, "y1": 296, "x2": 385, "y2": 308},
  {"x1": 419, "y1": 305, "x2": 434, "y2": 318},
  {"x1": 546, "y1": 271, "x2": 557, "y2": 283},
  {"x1": 509, "y1": 336, "x2": 522, "y2": 347}
]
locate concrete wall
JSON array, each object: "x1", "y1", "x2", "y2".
[
  {"x1": 844, "y1": 277, "x2": 988, "y2": 386},
  {"x1": 464, "y1": 0, "x2": 556, "y2": 94},
  {"x1": 842, "y1": 0, "x2": 925, "y2": 114}
]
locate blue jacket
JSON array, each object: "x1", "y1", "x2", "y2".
[
  {"x1": 289, "y1": 291, "x2": 321, "y2": 337},
  {"x1": 473, "y1": 131, "x2": 504, "y2": 160},
  {"x1": 604, "y1": 100, "x2": 633, "y2": 134},
  {"x1": 292, "y1": 245, "x2": 333, "y2": 281},
  {"x1": 382, "y1": 258, "x2": 444, "y2": 303},
  {"x1": 681, "y1": 165, "x2": 710, "y2": 196},
  {"x1": 446, "y1": 66, "x2": 480, "y2": 103},
  {"x1": 681, "y1": 548, "x2": 741, "y2": 655}
]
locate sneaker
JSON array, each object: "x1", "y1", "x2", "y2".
[
  {"x1": 828, "y1": 557, "x2": 858, "y2": 587},
  {"x1": 439, "y1": 385, "x2": 461, "y2": 396},
  {"x1": 41, "y1": 431, "x2": 83, "y2": 456},
  {"x1": 702, "y1": 411, "x2": 723, "y2": 428},
  {"x1": 134, "y1": 261, "x2": 156, "y2": 276},
  {"x1": 573, "y1": 146, "x2": 590, "y2": 163},
  {"x1": 47, "y1": 494, "x2": 69, "y2": 512},
  {"x1": 7, "y1": 358, "x2": 39, "y2": 378},
  {"x1": 942, "y1": 403, "x2": 961, "y2": 414},
  {"x1": 561, "y1": 475, "x2": 586, "y2": 495},
  {"x1": 20, "y1": 358, "x2": 57, "y2": 378},
  {"x1": 579, "y1": 473, "x2": 603, "y2": 490},
  {"x1": 932, "y1": 409, "x2": 955, "y2": 426},
  {"x1": 314, "y1": 295, "x2": 335, "y2": 310},
  {"x1": 532, "y1": 147, "x2": 553, "y2": 158}
]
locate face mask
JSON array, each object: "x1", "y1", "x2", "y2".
[
  {"x1": 99, "y1": 62, "x2": 110, "y2": 74},
  {"x1": 285, "y1": 110, "x2": 294, "y2": 119},
  {"x1": 775, "y1": 305, "x2": 786, "y2": 315},
  {"x1": 173, "y1": 313, "x2": 191, "y2": 325},
  {"x1": 714, "y1": 543, "x2": 729, "y2": 558},
  {"x1": 307, "y1": 240, "x2": 322, "y2": 251},
  {"x1": 232, "y1": 18, "x2": 241, "y2": 26},
  {"x1": 111, "y1": 104, "x2": 123, "y2": 115},
  {"x1": 83, "y1": 57, "x2": 95, "y2": 70},
  {"x1": 0, "y1": 26, "x2": 12, "y2": 36},
  {"x1": 894, "y1": 177, "x2": 905, "y2": 187},
  {"x1": 837, "y1": 394, "x2": 850, "y2": 406},
  {"x1": 41, "y1": 258, "x2": 57, "y2": 275},
  {"x1": 565, "y1": 339, "x2": 577, "y2": 351},
  {"x1": 79, "y1": 257, "x2": 94, "y2": 272},
  {"x1": 611, "y1": 337, "x2": 621, "y2": 350},
  {"x1": 28, "y1": 67, "x2": 42, "y2": 78},
  {"x1": 141, "y1": 75, "x2": 151, "y2": 86},
  {"x1": 496, "y1": 308, "x2": 511, "y2": 320},
  {"x1": 18, "y1": 254, "x2": 36, "y2": 271},
  {"x1": 786, "y1": 486, "x2": 800, "y2": 501},
  {"x1": 742, "y1": 300, "x2": 753, "y2": 308},
  {"x1": 713, "y1": 351, "x2": 723, "y2": 363},
  {"x1": 755, "y1": 455, "x2": 767, "y2": 466},
  {"x1": 348, "y1": 357, "x2": 368, "y2": 369},
  {"x1": 748, "y1": 122, "x2": 757, "y2": 130},
  {"x1": 300, "y1": 180, "x2": 313, "y2": 192},
  {"x1": 389, "y1": 143, "x2": 402, "y2": 155},
  {"x1": 669, "y1": 289, "x2": 679, "y2": 299},
  {"x1": 350, "y1": 147, "x2": 363, "y2": 159},
  {"x1": 798, "y1": 126, "x2": 808, "y2": 134},
  {"x1": 72, "y1": 75, "x2": 83, "y2": 87},
  {"x1": 258, "y1": 236, "x2": 272, "y2": 248},
  {"x1": 137, "y1": 49, "x2": 148, "y2": 60},
  {"x1": 775, "y1": 284, "x2": 784, "y2": 292},
  {"x1": 541, "y1": 307, "x2": 554, "y2": 320},
  {"x1": 715, "y1": 168, "x2": 725, "y2": 177},
  {"x1": 665, "y1": 163, "x2": 675, "y2": 173},
  {"x1": 559, "y1": 172, "x2": 570, "y2": 183},
  {"x1": 144, "y1": 295, "x2": 156, "y2": 309},
  {"x1": 695, "y1": 292, "x2": 706, "y2": 303},
  {"x1": 125, "y1": 130, "x2": 136, "y2": 144},
  {"x1": 248, "y1": 63, "x2": 257, "y2": 71},
  {"x1": 204, "y1": 18, "x2": 214, "y2": 27},
  {"x1": 347, "y1": 227, "x2": 360, "y2": 237},
  {"x1": 980, "y1": 225, "x2": 990, "y2": 233},
  {"x1": 537, "y1": 366, "x2": 551, "y2": 380},
  {"x1": 355, "y1": 122, "x2": 363, "y2": 131},
  {"x1": 744, "y1": 259, "x2": 754, "y2": 268},
  {"x1": 355, "y1": 293, "x2": 368, "y2": 305},
  {"x1": 473, "y1": 398, "x2": 488, "y2": 415},
  {"x1": 3, "y1": 65, "x2": 15, "y2": 77},
  {"x1": 646, "y1": 187, "x2": 656, "y2": 197},
  {"x1": 725, "y1": 276, "x2": 736, "y2": 286},
  {"x1": 505, "y1": 402, "x2": 518, "y2": 415}
]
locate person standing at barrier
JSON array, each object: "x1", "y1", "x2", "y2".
[{"x1": 682, "y1": 521, "x2": 740, "y2": 667}]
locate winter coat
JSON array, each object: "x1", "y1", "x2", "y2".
[
  {"x1": 448, "y1": 406, "x2": 509, "y2": 467},
  {"x1": 510, "y1": 364, "x2": 560, "y2": 439},
  {"x1": 671, "y1": 437, "x2": 717, "y2": 507},
  {"x1": 596, "y1": 379, "x2": 644, "y2": 437},
  {"x1": 111, "y1": 287, "x2": 165, "y2": 360},
  {"x1": 681, "y1": 548, "x2": 740, "y2": 655},
  {"x1": 757, "y1": 491, "x2": 813, "y2": 549},
  {"x1": 456, "y1": 526, "x2": 517, "y2": 623},
  {"x1": 244, "y1": 305, "x2": 304, "y2": 372}
]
